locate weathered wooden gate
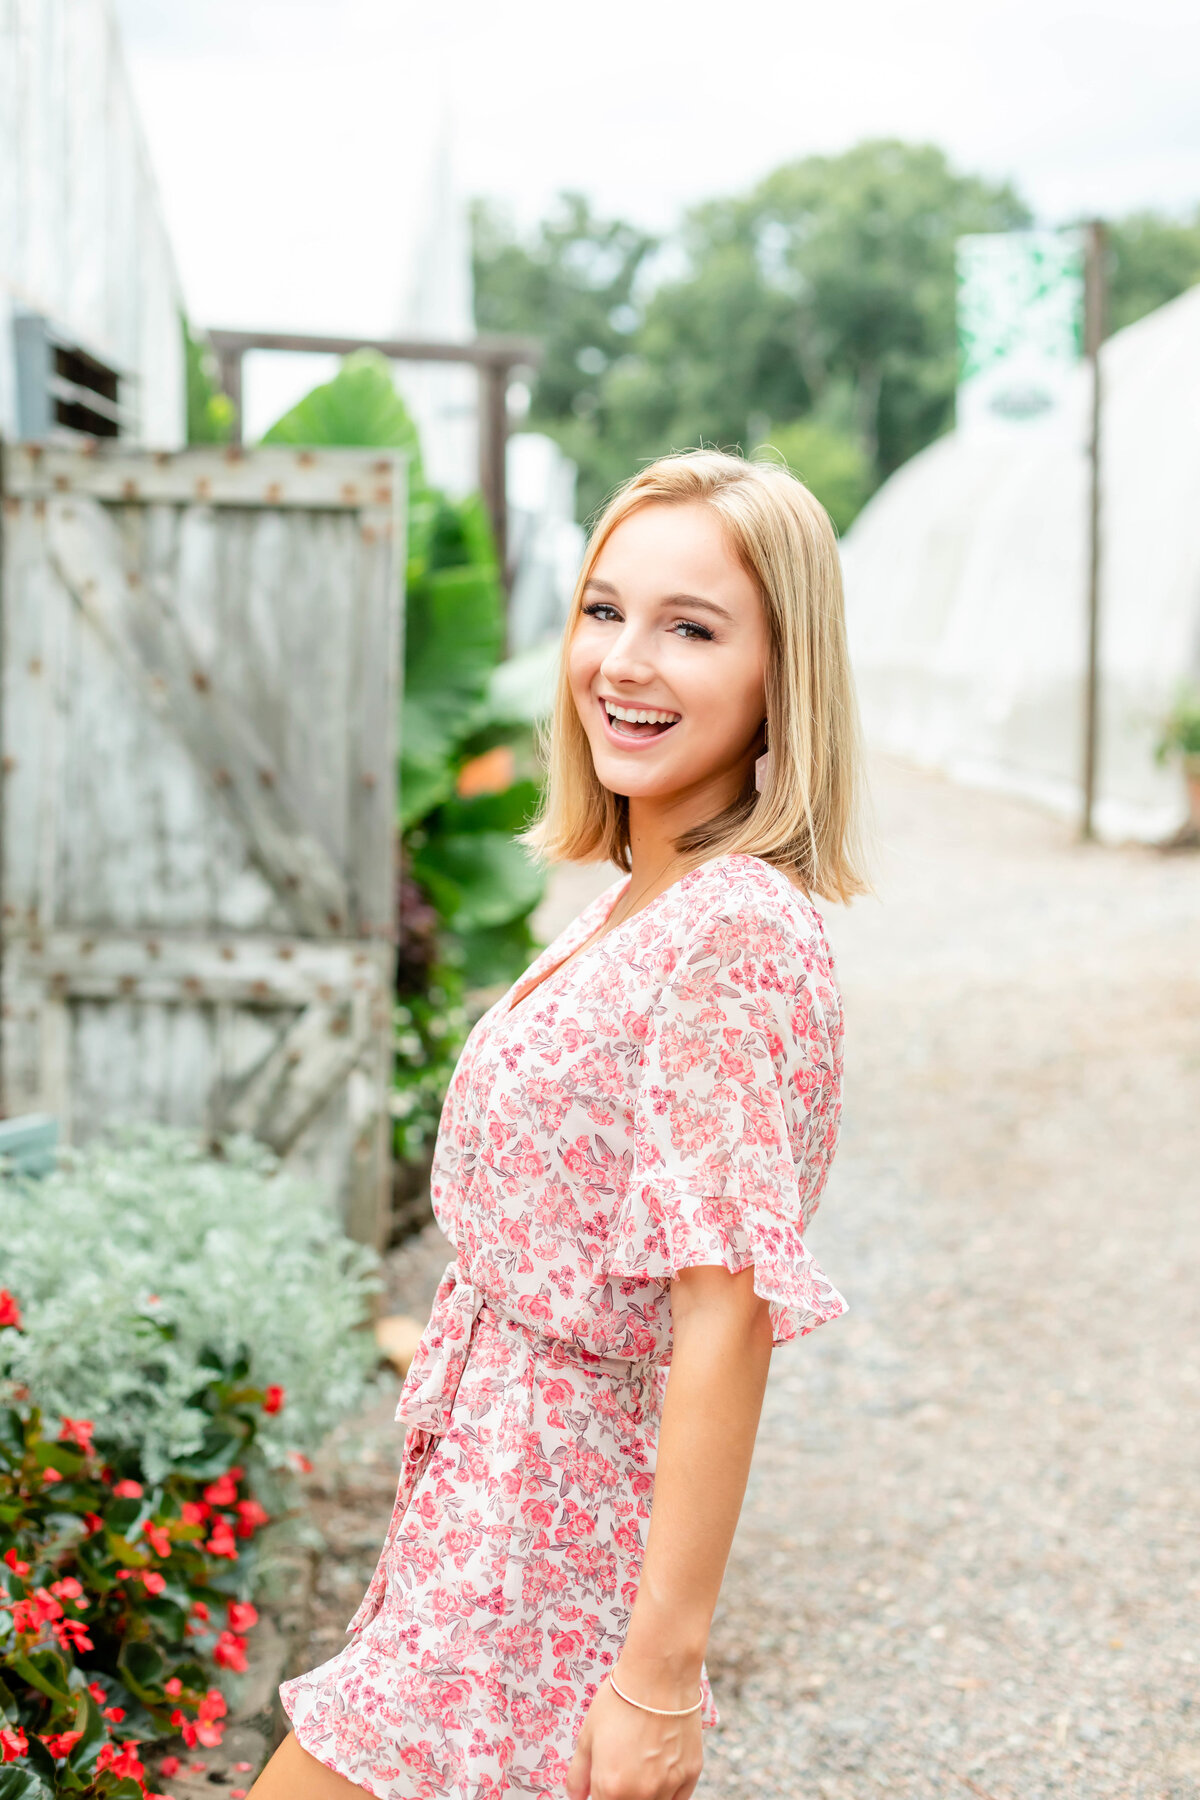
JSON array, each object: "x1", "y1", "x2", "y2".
[{"x1": 0, "y1": 442, "x2": 404, "y2": 1245}]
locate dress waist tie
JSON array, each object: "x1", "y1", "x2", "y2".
[{"x1": 347, "y1": 1258, "x2": 662, "y2": 1637}]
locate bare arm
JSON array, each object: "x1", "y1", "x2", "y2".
[{"x1": 566, "y1": 1263, "x2": 774, "y2": 1800}]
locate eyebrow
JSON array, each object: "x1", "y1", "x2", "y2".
[{"x1": 583, "y1": 577, "x2": 737, "y2": 626}]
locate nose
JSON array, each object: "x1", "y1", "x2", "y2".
[{"x1": 598, "y1": 619, "x2": 657, "y2": 690}]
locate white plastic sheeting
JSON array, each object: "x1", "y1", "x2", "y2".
[{"x1": 840, "y1": 285, "x2": 1200, "y2": 842}]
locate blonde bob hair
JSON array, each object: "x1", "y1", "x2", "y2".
[{"x1": 525, "y1": 448, "x2": 870, "y2": 903}]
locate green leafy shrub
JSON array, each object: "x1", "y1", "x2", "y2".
[
  {"x1": 0, "y1": 1295, "x2": 275, "y2": 1797},
  {"x1": 757, "y1": 417, "x2": 874, "y2": 535},
  {"x1": 0, "y1": 1127, "x2": 381, "y2": 1483},
  {"x1": 1154, "y1": 686, "x2": 1200, "y2": 765}
]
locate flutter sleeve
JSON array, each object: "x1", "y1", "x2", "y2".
[{"x1": 602, "y1": 888, "x2": 848, "y2": 1344}]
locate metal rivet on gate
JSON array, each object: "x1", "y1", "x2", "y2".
[
  {"x1": 195, "y1": 478, "x2": 212, "y2": 499},
  {"x1": 183, "y1": 976, "x2": 202, "y2": 994},
  {"x1": 257, "y1": 767, "x2": 275, "y2": 788},
  {"x1": 122, "y1": 480, "x2": 138, "y2": 499},
  {"x1": 28, "y1": 658, "x2": 42, "y2": 675},
  {"x1": 340, "y1": 484, "x2": 358, "y2": 504},
  {"x1": 325, "y1": 913, "x2": 343, "y2": 932},
  {"x1": 361, "y1": 524, "x2": 377, "y2": 544},
  {"x1": 29, "y1": 939, "x2": 43, "y2": 955},
  {"x1": 318, "y1": 983, "x2": 334, "y2": 1001},
  {"x1": 3, "y1": 497, "x2": 20, "y2": 515},
  {"x1": 145, "y1": 939, "x2": 160, "y2": 957},
  {"x1": 286, "y1": 1048, "x2": 303, "y2": 1065},
  {"x1": 32, "y1": 498, "x2": 45, "y2": 518},
  {"x1": 213, "y1": 767, "x2": 232, "y2": 787},
  {"x1": 223, "y1": 446, "x2": 244, "y2": 463},
  {"x1": 361, "y1": 771, "x2": 376, "y2": 788},
  {"x1": 277, "y1": 944, "x2": 295, "y2": 960},
  {"x1": 297, "y1": 451, "x2": 316, "y2": 467},
  {"x1": 373, "y1": 459, "x2": 390, "y2": 474},
  {"x1": 192, "y1": 668, "x2": 210, "y2": 691},
  {"x1": 127, "y1": 570, "x2": 141, "y2": 588},
  {"x1": 373, "y1": 486, "x2": 391, "y2": 504},
  {"x1": 219, "y1": 945, "x2": 235, "y2": 961},
  {"x1": 2, "y1": 755, "x2": 16, "y2": 774},
  {"x1": 27, "y1": 444, "x2": 44, "y2": 463},
  {"x1": 265, "y1": 483, "x2": 282, "y2": 503},
  {"x1": 80, "y1": 938, "x2": 95, "y2": 954},
  {"x1": 252, "y1": 980, "x2": 270, "y2": 998},
  {"x1": 118, "y1": 975, "x2": 137, "y2": 995},
  {"x1": 283, "y1": 873, "x2": 300, "y2": 890},
  {"x1": 50, "y1": 973, "x2": 69, "y2": 996},
  {"x1": 54, "y1": 475, "x2": 70, "y2": 490}
]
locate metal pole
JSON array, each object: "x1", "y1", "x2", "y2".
[
  {"x1": 1080, "y1": 219, "x2": 1106, "y2": 841},
  {"x1": 479, "y1": 360, "x2": 510, "y2": 596},
  {"x1": 215, "y1": 347, "x2": 244, "y2": 446}
]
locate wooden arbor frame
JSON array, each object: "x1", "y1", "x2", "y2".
[{"x1": 208, "y1": 329, "x2": 541, "y2": 582}]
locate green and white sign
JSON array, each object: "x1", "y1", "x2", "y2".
[{"x1": 956, "y1": 230, "x2": 1084, "y2": 435}]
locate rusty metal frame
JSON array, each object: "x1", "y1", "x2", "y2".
[{"x1": 207, "y1": 328, "x2": 541, "y2": 585}]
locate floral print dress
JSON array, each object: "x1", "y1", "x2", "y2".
[{"x1": 280, "y1": 852, "x2": 847, "y2": 1800}]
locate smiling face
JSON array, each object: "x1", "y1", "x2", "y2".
[{"x1": 566, "y1": 501, "x2": 769, "y2": 824}]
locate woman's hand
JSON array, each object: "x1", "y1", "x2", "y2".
[{"x1": 565, "y1": 1673, "x2": 703, "y2": 1800}]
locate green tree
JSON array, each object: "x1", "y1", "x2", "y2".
[
  {"x1": 472, "y1": 192, "x2": 658, "y2": 517},
  {"x1": 1107, "y1": 208, "x2": 1200, "y2": 333}
]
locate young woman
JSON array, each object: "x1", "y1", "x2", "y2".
[{"x1": 252, "y1": 449, "x2": 867, "y2": 1800}]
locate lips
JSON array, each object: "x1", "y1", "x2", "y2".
[{"x1": 597, "y1": 696, "x2": 681, "y2": 746}]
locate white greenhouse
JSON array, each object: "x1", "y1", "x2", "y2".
[
  {"x1": 840, "y1": 284, "x2": 1200, "y2": 842},
  {"x1": 0, "y1": 0, "x2": 185, "y2": 446}
]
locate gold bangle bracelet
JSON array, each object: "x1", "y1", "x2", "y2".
[{"x1": 605, "y1": 1672, "x2": 704, "y2": 1717}]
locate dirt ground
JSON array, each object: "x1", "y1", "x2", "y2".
[{"x1": 288, "y1": 757, "x2": 1200, "y2": 1800}]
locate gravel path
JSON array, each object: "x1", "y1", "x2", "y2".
[
  {"x1": 700, "y1": 758, "x2": 1200, "y2": 1800},
  {"x1": 295, "y1": 757, "x2": 1200, "y2": 1798}
]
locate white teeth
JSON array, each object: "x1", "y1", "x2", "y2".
[{"x1": 604, "y1": 702, "x2": 680, "y2": 725}]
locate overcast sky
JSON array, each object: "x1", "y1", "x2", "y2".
[{"x1": 113, "y1": 0, "x2": 1200, "y2": 434}]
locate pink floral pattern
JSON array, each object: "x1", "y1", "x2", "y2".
[{"x1": 280, "y1": 853, "x2": 846, "y2": 1798}]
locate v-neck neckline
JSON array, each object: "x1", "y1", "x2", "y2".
[
  {"x1": 502, "y1": 874, "x2": 631, "y2": 1022},
  {"x1": 501, "y1": 849, "x2": 783, "y2": 1025}
]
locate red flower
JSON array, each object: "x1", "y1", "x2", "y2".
[
  {"x1": 88, "y1": 1683, "x2": 106, "y2": 1703},
  {"x1": 2, "y1": 1548, "x2": 30, "y2": 1576},
  {"x1": 103, "y1": 1706, "x2": 125, "y2": 1723},
  {"x1": 144, "y1": 1522, "x2": 172, "y2": 1558},
  {"x1": 205, "y1": 1521, "x2": 238, "y2": 1560},
  {"x1": 57, "y1": 1417, "x2": 95, "y2": 1454},
  {"x1": 41, "y1": 1466, "x2": 63, "y2": 1483},
  {"x1": 98, "y1": 1740, "x2": 145, "y2": 1781},
  {"x1": 53, "y1": 1617, "x2": 94, "y2": 1652},
  {"x1": 158, "y1": 1755, "x2": 182, "y2": 1777},
  {"x1": 226, "y1": 1600, "x2": 259, "y2": 1633},
  {"x1": 164, "y1": 1678, "x2": 183, "y2": 1698},
  {"x1": 83, "y1": 1511, "x2": 105, "y2": 1536},
  {"x1": 181, "y1": 1501, "x2": 209, "y2": 1526},
  {"x1": 142, "y1": 1570, "x2": 167, "y2": 1595},
  {"x1": 173, "y1": 1688, "x2": 226, "y2": 1750},
  {"x1": 189, "y1": 1600, "x2": 210, "y2": 1623},
  {"x1": 287, "y1": 1451, "x2": 313, "y2": 1475},
  {"x1": 0, "y1": 1725, "x2": 28, "y2": 1762},
  {"x1": 40, "y1": 1729, "x2": 82, "y2": 1759},
  {"x1": 213, "y1": 1629, "x2": 248, "y2": 1672},
  {"x1": 234, "y1": 1497, "x2": 269, "y2": 1538},
  {"x1": 50, "y1": 1576, "x2": 84, "y2": 1603},
  {"x1": 0, "y1": 1290, "x2": 21, "y2": 1330},
  {"x1": 112, "y1": 1479, "x2": 143, "y2": 1498},
  {"x1": 202, "y1": 1467, "x2": 243, "y2": 1508},
  {"x1": 262, "y1": 1384, "x2": 285, "y2": 1415}
]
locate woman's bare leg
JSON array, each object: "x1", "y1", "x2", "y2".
[{"x1": 249, "y1": 1730, "x2": 371, "y2": 1799}]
